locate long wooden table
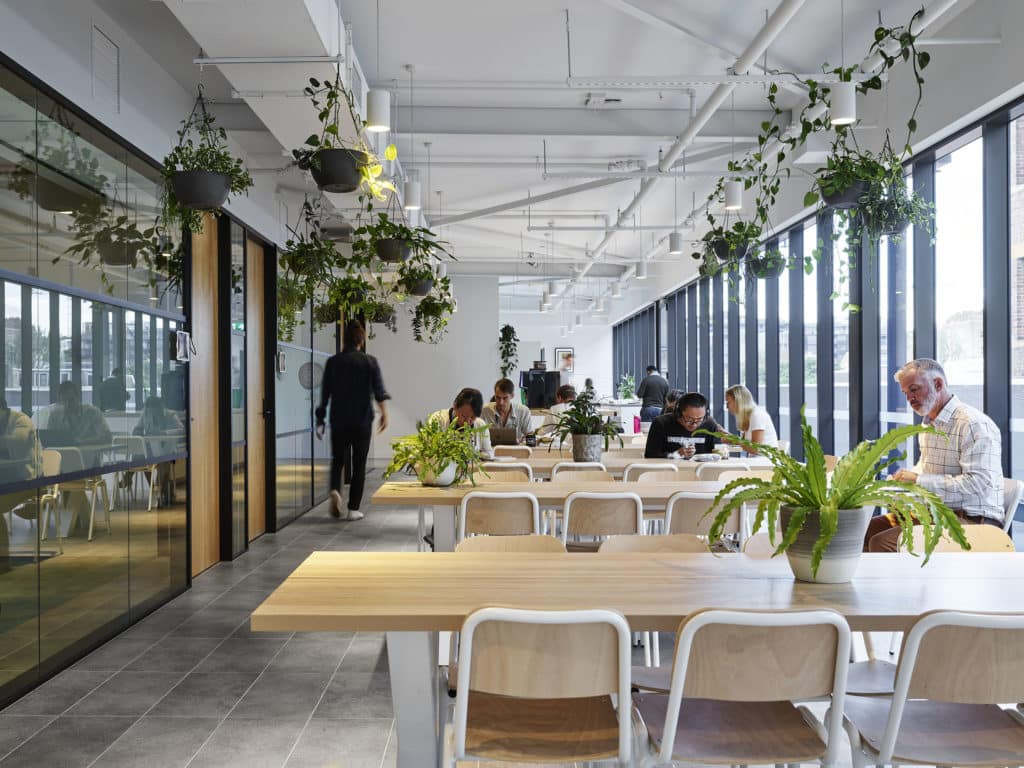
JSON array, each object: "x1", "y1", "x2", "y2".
[
  {"x1": 506, "y1": 454, "x2": 771, "y2": 479},
  {"x1": 370, "y1": 479, "x2": 725, "y2": 551},
  {"x1": 252, "y1": 551, "x2": 1024, "y2": 768}
]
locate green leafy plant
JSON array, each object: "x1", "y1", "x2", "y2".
[
  {"x1": 162, "y1": 87, "x2": 253, "y2": 234},
  {"x1": 8, "y1": 116, "x2": 109, "y2": 210},
  {"x1": 548, "y1": 390, "x2": 622, "y2": 450},
  {"x1": 383, "y1": 418, "x2": 489, "y2": 485},
  {"x1": 355, "y1": 210, "x2": 452, "y2": 263},
  {"x1": 698, "y1": 409, "x2": 968, "y2": 579},
  {"x1": 498, "y1": 324, "x2": 519, "y2": 377},
  {"x1": 617, "y1": 373, "x2": 636, "y2": 401},
  {"x1": 411, "y1": 276, "x2": 455, "y2": 344}
]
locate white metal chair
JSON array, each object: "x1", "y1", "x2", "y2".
[
  {"x1": 742, "y1": 531, "x2": 776, "y2": 558},
  {"x1": 455, "y1": 534, "x2": 566, "y2": 554},
  {"x1": 630, "y1": 435, "x2": 646, "y2": 446},
  {"x1": 716, "y1": 468, "x2": 775, "y2": 483},
  {"x1": 494, "y1": 444, "x2": 532, "y2": 458},
  {"x1": 457, "y1": 491, "x2": 541, "y2": 541},
  {"x1": 694, "y1": 461, "x2": 751, "y2": 480},
  {"x1": 550, "y1": 461, "x2": 607, "y2": 480},
  {"x1": 57, "y1": 447, "x2": 111, "y2": 541},
  {"x1": 1003, "y1": 477, "x2": 1023, "y2": 533},
  {"x1": 38, "y1": 449, "x2": 63, "y2": 552},
  {"x1": 623, "y1": 462, "x2": 678, "y2": 482},
  {"x1": 634, "y1": 608, "x2": 851, "y2": 767},
  {"x1": 843, "y1": 611, "x2": 1024, "y2": 768},
  {"x1": 561, "y1": 491, "x2": 644, "y2": 548},
  {"x1": 663, "y1": 490, "x2": 737, "y2": 540},
  {"x1": 445, "y1": 607, "x2": 636, "y2": 766},
  {"x1": 637, "y1": 470, "x2": 683, "y2": 483},
  {"x1": 479, "y1": 462, "x2": 533, "y2": 482},
  {"x1": 113, "y1": 435, "x2": 158, "y2": 511}
]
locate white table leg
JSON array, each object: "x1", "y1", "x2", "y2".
[
  {"x1": 434, "y1": 504, "x2": 456, "y2": 552},
  {"x1": 387, "y1": 631, "x2": 441, "y2": 768}
]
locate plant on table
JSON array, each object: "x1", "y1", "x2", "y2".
[
  {"x1": 698, "y1": 409, "x2": 967, "y2": 582},
  {"x1": 384, "y1": 418, "x2": 490, "y2": 486},
  {"x1": 548, "y1": 390, "x2": 622, "y2": 462},
  {"x1": 498, "y1": 324, "x2": 519, "y2": 377},
  {"x1": 616, "y1": 373, "x2": 636, "y2": 401}
]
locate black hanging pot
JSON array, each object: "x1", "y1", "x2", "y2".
[
  {"x1": 746, "y1": 253, "x2": 786, "y2": 279},
  {"x1": 308, "y1": 148, "x2": 367, "y2": 194},
  {"x1": 821, "y1": 178, "x2": 871, "y2": 209},
  {"x1": 710, "y1": 238, "x2": 751, "y2": 262},
  {"x1": 170, "y1": 170, "x2": 231, "y2": 210},
  {"x1": 408, "y1": 278, "x2": 434, "y2": 297},
  {"x1": 98, "y1": 241, "x2": 140, "y2": 267},
  {"x1": 375, "y1": 238, "x2": 411, "y2": 263},
  {"x1": 868, "y1": 200, "x2": 911, "y2": 237},
  {"x1": 30, "y1": 170, "x2": 104, "y2": 214},
  {"x1": 368, "y1": 305, "x2": 396, "y2": 324}
]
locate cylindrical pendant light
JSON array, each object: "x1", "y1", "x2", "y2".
[
  {"x1": 541, "y1": 290, "x2": 551, "y2": 309},
  {"x1": 574, "y1": 313, "x2": 583, "y2": 328},
  {"x1": 560, "y1": 326, "x2": 567, "y2": 338},
  {"x1": 611, "y1": 281, "x2": 622, "y2": 298},
  {"x1": 437, "y1": 262, "x2": 447, "y2": 279},
  {"x1": 595, "y1": 297, "x2": 606, "y2": 313},
  {"x1": 830, "y1": 81, "x2": 857, "y2": 126},
  {"x1": 538, "y1": 298, "x2": 547, "y2": 313},
  {"x1": 724, "y1": 179, "x2": 743, "y2": 211},
  {"x1": 403, "y1": 176, "x2": 421, "y2": 210},
  {"x1": 365, "y1": 89, "x2": 391, "y2": 132},
  {"x1": 635, "y1": 260, "x2": 648, "y2": 280},
  {"x1": 548, "y1": 280, "x2": 558, "y2": 296},
  {"x1": 668, "y1": 231, "x2": 684, "y2": 255}
]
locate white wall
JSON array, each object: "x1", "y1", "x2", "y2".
[
  {"x1": 0, "y1": 0, "x2": 292, "y2": 245},
  {"x1": 502, "y1": 315, "x2": 613, "y2": 400},
  {"x1": 369, "y1": 276, "x2": 501, "y2": 459}
]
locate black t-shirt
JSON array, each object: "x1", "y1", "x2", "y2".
[
  {"x1": 644, "y1": 412, "x2": 725, "y2": 458},
  {"x1": 315, "y1": 350, "x2": 390, "y2": 429}
]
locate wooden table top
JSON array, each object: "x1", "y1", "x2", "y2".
[
  {"x1": 251, "y1": 551, "x2": 1024, "y2": 633},
  {"x1": 511, "y1": 454, "x2": 770, "y2": 478},
  {"x1": 370, "y1": 479, "x2": 726, "y2": 507}
]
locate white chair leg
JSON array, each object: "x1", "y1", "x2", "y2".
[
  {"x1": 102, "y1": 482, "x2": 111, "y2": 532},
  {"x1": 54, "y1": 501, "x2": 63, "y2": 553},
  {"x1": 642, "y1": 631, "x2": 652, "y2": 667},
  {"x1": 87, "y1": 488, "x2": 97, "y2": 541},
  {"x1": 888, "y1": 631, "x2": 900, "y2": 655},
  {"x1": 652, "y1": 631, "x2": 660, "y2": 667},
  {"x1": 148, "y1": 467, "x2": 157, "y2": 511}
]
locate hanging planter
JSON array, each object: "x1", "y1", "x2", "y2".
[
  {"x1": 408, "y1": 277, "x2": 434, "y2": 296},
  {"x1": 97, "y1": 241, "x2": 141, "y2": 267},
  {"x1": 307, "y1": 148, "x2": 368, "y2": 194},
  {"x1": 375, "y1": 237, "x2": 411, "y2": 263},
  {"x1": 162, "y1": 85, "x2": 253, "y2": 232},
  {"x1": 30, "y1": 172, "x2": 103, "y2": 214},
  {"x1": 710, "y1": 237, "x2": 751, "y2": 261},
  {"x1": 746, "y1": 249, "x2": 787, "y2": 280},
  {"x1": 820, "y1": 177, "x2": 871, "y2": 209}
]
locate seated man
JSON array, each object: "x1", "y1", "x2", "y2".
[
  {"x1": 429, "y1": 387, "x2": 494, "y2": 459},
  {"x1": 864, "y1": 358, "x2": 1004, "y2": 552},
  {"x1": 481, "y1": 378, "x2": 534, "y2": 442},
  {"x1": 540, "y1": 384, "x2": 576, "y2": 435},
  {"x1": 645, "y1": 391, "x2": 727, "y2": 459}
]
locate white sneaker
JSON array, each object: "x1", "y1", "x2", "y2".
[
  {"x1": 345, "y1": 509, "x2": 364, "y2": 521},
  {"x1": 329, "y1": 490, "x2": 343, "y2": 518}
]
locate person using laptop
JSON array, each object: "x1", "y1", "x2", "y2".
[
  {"x1": 481, "y1": 378, "x2": 533, "y2": 443},
  {"x1": 645, "y1": 391, "x2": 727, "y2": 459}
]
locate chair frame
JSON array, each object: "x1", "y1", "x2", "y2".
[
  {"x1": 844, "y1": 610, "x2": 1024, "y2": 767},
  {"x1": 561, "y1": 491, "x2": 644, "y2": 545},
  {"x1": 480, "y1": 461, "x2": 534, "y2": 481},
  {"x1": 694, "y1": 461, "x2": 751, "y2": 480},
  {"x1": 663, "y1": 490, "x2": 727, "y2": 537},
  {"x1": 656, "y1": 609, "x2": 851, "y2": 766},
  {"x1": 623, "y1": 462, "x2": 678, "y2": 482},
  {"x1": 494, "y1": 445, "x2": 533, "y2": 458},
  {"x1": 457, "y1": 491, "x2": 541, "y2": 541},
  {"x1": 450, "y1": 606, "x2": 634, "y2": 765},
  {"x1": 551, "y1": 460, "x2": 607, "y2": 479},
  {"x1": 1004, "y1": 477, "x2": 1023, "y2": 533}
]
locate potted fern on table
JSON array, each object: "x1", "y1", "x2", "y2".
[
  {"x1": 699, "y1": 410, "x2": 968, "y2": 583},
  {"x1": 384, "y1": 418, "x2": 489, "y2": 487},
  {"x1": 548, "y1": 390, "x2": 622, "y2": 463}
]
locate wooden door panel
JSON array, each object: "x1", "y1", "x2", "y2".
[{"x1": 246, "y1": 239, "x2": 267, "y2": 541}]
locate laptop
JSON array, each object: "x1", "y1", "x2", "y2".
[{"x1": 488, "y1": 426, "x2": 519, "y2": 446}]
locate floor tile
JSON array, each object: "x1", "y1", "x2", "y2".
[
  {"x1": 229, "y1": 670, "x2": 332, "y2": 721},
  {"x1": 314, "y1": 672, "x2": 392, "y2": 719},
  {"x1": 172, "y1": 608, "x2": 251, "y2": 638},
  {"x1": 186, "y1": 718, "x2": 305, "y2": 768},
  {"x1": 147, "y1": 672, "x2": 259, "y2": 719},
  {"x1": 284, "y1": 718, "x2": 393, "y2": 768},
  {"x1": 73, "y1": 636, "x2": 158, "y2": 672},
  {"x1": 266, "y1": 635, "x2": 352, "y2": 674},
  {"x1": 192, "y1": 637, "x2": 287, "y2": 675},
  {"x1": 2, "y1": 669, "x2": 112, "y2": 715},
  {"x1": 90, "y1": 715, "x2": 220, "y2": 768},
  {"x1": 65, "y1": 670, "x2": 182, "y2": 716},
  {"x1": 123, "y1": 636, "x2": 222, "y2": 673},
  {"x1": 0, "y1": 714, "x2": 53, "y2": 758},
  {"x1": 336, "y1": 633, "x2": 388, "y2": 674},
  {"x1": 0, "y1": 715, "x2": 136, "y2": 768}
]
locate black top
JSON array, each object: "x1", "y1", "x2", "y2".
[
  {"x1": 636, "y1": 373, "x2": 670, "y2": 408},
  {"x1": 644, "y1": 412, "x2": 726, "y2": 458},
  {"x1": 315, "y1": 349, "x2": 390, "y2": 429}
]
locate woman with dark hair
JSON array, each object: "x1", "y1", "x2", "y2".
[
  {"x1": 428, "y1": 388, "x2": 494, "y2": 458},
  {"x1": 316, "y1": 320, "x2": 391, "y2": 520},
  {"x1": 662, "y1": 388, "x2": 685, "y2": 414}
]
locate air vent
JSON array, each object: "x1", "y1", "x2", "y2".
[{"x1": 91, "y1": 26, "x2": 120, "y2": 113}]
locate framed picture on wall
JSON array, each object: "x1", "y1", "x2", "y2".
[{"x1": 554, "y1": 347, "x2": 575, "y2": 373}]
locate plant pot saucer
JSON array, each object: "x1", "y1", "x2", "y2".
[{"x1": 170, "y1": 170, "x2": 231, "y2": 210}]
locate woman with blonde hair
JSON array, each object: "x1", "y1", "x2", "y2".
[{"x1": 725, "y1": 384, "x2": 778, "y2": 452}]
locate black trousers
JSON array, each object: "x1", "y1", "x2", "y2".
[{"x1": 329, "y1": 423, "x2": 372, "y2": 510}]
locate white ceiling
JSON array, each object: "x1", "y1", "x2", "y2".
[{"x1": 140, "y1": 0, "x2": 941, "y2": 312}]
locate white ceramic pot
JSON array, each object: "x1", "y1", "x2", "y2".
[
  {"x1": 779, "y1": 506, "x2": 872, "y2": 583},
  {"x1": 572, "y1": 434, "x2": 603, "y2": 463},
  {"x1": 417, "y1": 462, "x2": 457, "y2": 487}
]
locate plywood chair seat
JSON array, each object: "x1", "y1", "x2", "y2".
[
  {"x1": 844, "y1": 695, "x2": 1024, "y2": 766},
  {"x1": 634, "y1": 695, "x2": 828, "y2": 764},
  {"x1": 463, "y1": 691, "x2": 621, "y2": 762},
  {"x1": 845, "y1": 659, "x2": 897, "y2": 696}
]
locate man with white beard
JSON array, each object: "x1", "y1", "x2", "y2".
[{"x1": 864, "y1": 357, "x2": 1004, "y2": 552}]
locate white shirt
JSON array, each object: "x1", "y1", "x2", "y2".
[
  {"x1": 427, "y1": 409, "x2": 494, "y2": 459},
  {"x1": 742, "y1": 406, "x2": 778, "y2": 447},
  {"x1": 912, "y1": 395, "x2": 1003, "y2": 522}
]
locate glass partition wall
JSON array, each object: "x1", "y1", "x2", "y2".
[{"x1": 0, "y1": 62, "x2": 188, "y2": 705}]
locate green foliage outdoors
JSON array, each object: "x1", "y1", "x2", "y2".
[{"x1": 698, "y1": 408, "x2": 968, "y2": 579}]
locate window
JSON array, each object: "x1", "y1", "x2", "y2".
[
  {"x1": 803, "y1": 219, "x2": 818, "y2": 435},
  {"x1": 777, "y1": 235, "x2": 791, "y2": 444},
  {"x1": 1011, "y1": 115, "x2": 1024, "y2": 479}
]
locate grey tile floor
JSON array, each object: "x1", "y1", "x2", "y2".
[
  {"x1": 3, "y1": 466, "x2": 1020, "y2": 768},
  {"x1": 0, "y1": 470, "x2": 409, "y2": 768}
]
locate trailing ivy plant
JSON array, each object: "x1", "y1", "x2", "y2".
[
  {"x1": 411, "y1": 276, "x2": 456, "y2": 344},
  {"x1": 498, "y1": 324, "x2": 519, "y2": 377}
]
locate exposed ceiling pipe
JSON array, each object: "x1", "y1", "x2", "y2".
[
  {"x1": 541, "y1": 168, "x2": 757, "y2": 180},
  {"x1": 431, "y1": 177, "x2": 628, "y2": 226},
  {"x1": 553, "y1": 0, "x2": 808, "y2": 308}
]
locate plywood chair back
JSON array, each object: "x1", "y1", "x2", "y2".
[
  {"x1": 630, "y1": 435, "x2": 646, "y2": 445},
  {"x1": 907, "y1": 524, "x2": 1014, "y2": 553},
  {"x1": 598, "y1": 533, "x2": 706, "y2": 554},
  {"x1": 456, "y1": 534, "x2": 566, "y2": 553},
  {"x1": 664, "y1": 491, "x2": 737, "y2": 536},
  {"x1": 777, "y1": 439, "x2": 791, "y2": 455},
  {"x1": 823, "y1": 454, "x2": 839, "y2": 472},
  {"x1": 41, "y1": 448, "x2": 61, "y2": 478},
  {"x1": 494, "y1": 445, "x2": 532, "y2": 458},
  {"x1": 716, "y1": 469, "x2": 775, "y2": 483},
  {"x1": 453, "y1": 607, "x2": 633, "y2": 762},
  {"x1": 458, "y1": 491, "x2": 540, "y2": 540},
  {"x1": 480, "y1": 462, "x2": 533, "y2": 482},
  {"x1": 562, "y1": 491, "x2": 644, "y2": 543},
  {"x1": 1003, "y1": 477, "x2": 1023, "y2": 532},
  {"x1": 554, "y1": 469, "x2": 613, "y2": 482},
  {"x1": 695, "y1": 461, "x2": 751, "y2": 481},
  {"x1": 638, "y1": 470, "x2": 683, "y2": 483},
  {"x1": 742, "y1": 531, "x2": 777, "y2": 558},
  {"x1": 623, "y1": 462, "x2": 677, "y2": 482},
  {"x1": 655, "y1": 609, "x2": 850, "y2": 765},
  {"x1": 550, "y1": 461, "x2": 607, "y2": 480}
]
